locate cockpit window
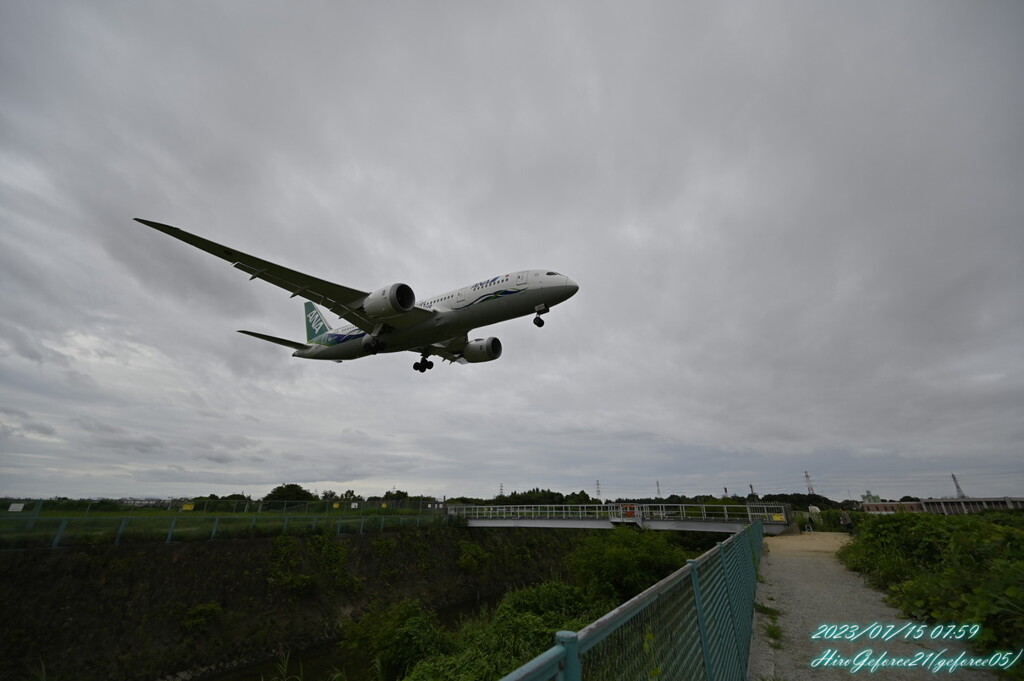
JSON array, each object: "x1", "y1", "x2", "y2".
[{"x1": 546, "y1": 271, "x2": 561, "y2": 276}]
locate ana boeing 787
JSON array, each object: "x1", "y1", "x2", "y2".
[{"x1": 135, "y1": 219, "x2": 579, "y2": 372}]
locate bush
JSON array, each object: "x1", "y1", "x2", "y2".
[
  {"x1": 339, "y1": 600, "x2": 447, "y2": 680},
  {"x1": 838, "y1": 511, "x2": 1024, "y2": 668},
  {"x1": 403, "y1": 582, "x2": 602, "y2": 681},
  {"x1": 567, "y1": 527, "x2": 690, "y2": 603}
]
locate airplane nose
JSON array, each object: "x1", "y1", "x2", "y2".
[{"x1": 563, "y1": 276, "x2": 579, "y2": 297}]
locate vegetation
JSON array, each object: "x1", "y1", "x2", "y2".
[
  {"x1": 332, "y1": 526, "x2": 709, "y2": 681},
  {"x1": 568, "y1": 527, "x2": 691, "y2": 602},
  {"x1": 838, "y1": 511, "x2": 1024, "y2": 675}
]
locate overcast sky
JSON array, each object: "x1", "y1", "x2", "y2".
[{"x1": 2, "y1": 2, "x2": 1022, "y2": 503}]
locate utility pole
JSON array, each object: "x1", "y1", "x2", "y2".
[
  {"x1": 805, "y1": 471, "x2": 815, "y2": 496},
  {"x1": 656, "y1": 480, "x2": 661, "y2": 498},
  {"x1": 499, "y1": 482, "x2": 504, "y2": 497},
  {"x1": 951, "y1": 473, "x2": 967, "y2": 499},
  {"x1": 749, "y1": 483, "x2": 756, "y2": 499},
  {"x1": 595, "y1": 480, "x2": 601, "y2": 501}
]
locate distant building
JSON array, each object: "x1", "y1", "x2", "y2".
[{"x1": 862, "y1": 497, "x2": 1024, "y2": 515}]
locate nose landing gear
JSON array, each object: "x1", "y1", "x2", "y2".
[{"x1": 533, "y1": 303, "x2": 549, "y2": 327}]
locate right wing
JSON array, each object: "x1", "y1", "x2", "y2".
[{"x1": 135, "y1": 219, "x2": 433, "y2": 333}]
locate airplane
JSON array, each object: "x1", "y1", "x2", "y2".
[{"x1": 134, "y1": 219, "x2": 579, "y2": 372}]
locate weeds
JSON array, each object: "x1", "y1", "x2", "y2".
[{"x1": 754, "y1": 602, "x2": 782, "y2": 623}]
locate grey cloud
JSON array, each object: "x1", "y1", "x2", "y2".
[{"x1": 1, "y1": 2, "x2": 1021, "y2": 500}]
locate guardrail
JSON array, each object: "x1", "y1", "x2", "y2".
[
  {"x1": 0, "y1": 514, "x2": 445, "y2": 551},
  {"x1": 499, "y1": 520, "x2": 763, "y2": 681}
]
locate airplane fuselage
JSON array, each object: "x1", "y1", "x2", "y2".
[{"x1": 296, "y1": 270, "x2": 577, "y2": 361}]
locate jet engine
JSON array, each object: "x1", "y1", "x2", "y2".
[
  {"x1": 461, "y1": 337, "x2": 503, "y2": 363},
  {"x1": 362, "y1": 283, "x2": 416, "y2": 318}
]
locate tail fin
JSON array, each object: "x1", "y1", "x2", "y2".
[{"x1": 304, "y1": 302, "x2": 331, "y2": 342}]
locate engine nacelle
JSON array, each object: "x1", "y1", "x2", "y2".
[
  {"x1": 362, "y1": 283, "x2": 416, "y2": 318},
  {"x1": 462, "y1": 337, "x2": 502, "y2": 363}
]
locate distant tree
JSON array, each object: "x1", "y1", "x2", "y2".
[
  {"x1": 383, "y1": 489, "x2": 409, "y2": 501},
  {"x1": 564, "y1": 489, "x2": 595, "y2": 505},
  {"x1": 760, "y1": 493, "x2": 840, "y2": 511},
  {"x1": 446, "y1": 496, "x2": 487, "y2": 505},
  {"x1": 501, "y1": 488, "x2": 565, "y2": 505},
  {"x1": 263, "y1": 484, "x2": 317, "y2": 503},
  {"x1": 321, "y1": 490, "x2": 339, "y2": 501},
  {"x1": 899, "y1": 495, "x2": 921, "y2": 502}
]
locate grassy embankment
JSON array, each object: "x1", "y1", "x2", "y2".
[{"x1": 1, "y1": 516, "x2": 725, "y2": 681}]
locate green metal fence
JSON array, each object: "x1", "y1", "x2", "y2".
[
  {"x1": 0, "y1": 514, "x2": 446, "y2": 550},
  {"x1": 499, "y1": 521, "x2": 763, "y2": 681}
]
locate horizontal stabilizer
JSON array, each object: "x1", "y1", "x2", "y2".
[{"x1": 237, "y1": 330, "x2": 309, "y2": 351}]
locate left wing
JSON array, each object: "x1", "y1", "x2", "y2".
[{"x1": 135, "y1": 219, "x2": 434, "y2": 333}]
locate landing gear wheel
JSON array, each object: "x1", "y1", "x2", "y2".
[
  {"x1": 533, "y1": 316, "x2": 545, "y2": 328},
  {"x1": 413, "y1": 358, "x2": 434, "y2": 373}
]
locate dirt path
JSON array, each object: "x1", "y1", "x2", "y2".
[{"x1": 747, "y1": 531, "x2": 998, "y2": 681}]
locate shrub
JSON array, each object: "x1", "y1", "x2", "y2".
[
  {"x1": 567, "y1": 527, "x2": 689, "y2": 603},
  {"x1": 838, "y1": 511, "x2": 1024, "y2": 665},
  {"x1": 338, "y1": 600, "x2": 446, "y2": 680}
]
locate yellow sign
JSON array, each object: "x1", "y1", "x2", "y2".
[
  {"x1": 772, "y1": 514, "x2": 785, "y2": 521},
  {"x1": 182, "y1": 503, "x2": 195, "y2": 511},
  {"x1": 332, "y1": 502, "x2": 340, "y2": 509}
]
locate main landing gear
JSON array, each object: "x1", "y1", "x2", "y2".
[{"x1": 413, "y1": 356, "x2": 435, "y2": 373}]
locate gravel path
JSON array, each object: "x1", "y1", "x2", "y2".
[{"x1": 747, "y1": 531, "x2": 998, "y2": 681}]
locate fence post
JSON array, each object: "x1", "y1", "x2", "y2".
[
  {"x1": 688, "y1": 559, "x2": 715, "y2": 681},
  {"x1": 210, "y1": 516, "x2": 220, "y2": 540},
  {"x1": 114, "y1": 518, "x2": 129, "y2": 546},
  {"x1": 555, "y1": 630, "x2": 581, "y2": 681},
  {"x1": 166, "y1": 517, "x2": 178, "y2": 543},
  {"x1": 51, "y1": 518, "x2": 68, "y2": 549}
]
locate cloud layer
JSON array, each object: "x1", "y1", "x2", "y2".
[{"x1": 2, "y1": 2, "x2": 1022, "y2": 502}]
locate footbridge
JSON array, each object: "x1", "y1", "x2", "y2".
[{"x1": 448, "y1": 502, "x2": 793, "y2": 535}]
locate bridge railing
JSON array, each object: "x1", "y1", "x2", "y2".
[
  {"x1": 448, "y1": 503, "x2": 789, "y2": 525},
  {"x1": 499, "y1": 520, "x2": 764, "y2": 681}
]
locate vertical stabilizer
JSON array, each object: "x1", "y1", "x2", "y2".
[{"x1": 304, "y1": 302, "x2": 330, "y2": 342}]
